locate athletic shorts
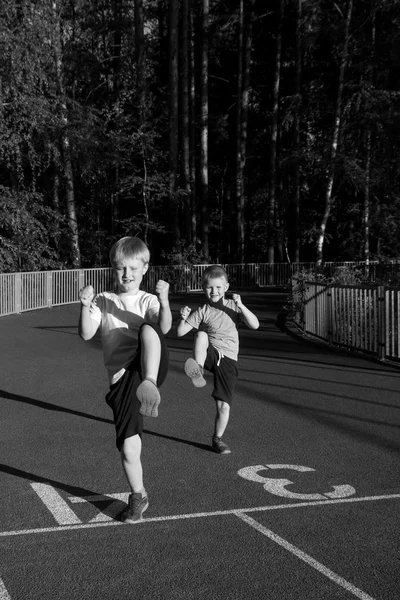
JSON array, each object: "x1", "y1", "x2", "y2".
[
  {"x1": 204, "y1": 344, "x2": 239, "y2": 406},
  {"x1": 105, "y1": 323, "x2": 169, "y2": 451}
]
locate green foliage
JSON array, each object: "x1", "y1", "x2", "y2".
[
  {"x1": 1, "y1": 0, "x2": 400, "y2": 270},
  {"x1": 0, "y1": 187, "x2": 63, "y2": 272}
]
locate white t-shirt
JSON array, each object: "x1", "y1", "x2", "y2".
[{"x1": 90, "y1": 290, "x2": 159, "y2": 384}]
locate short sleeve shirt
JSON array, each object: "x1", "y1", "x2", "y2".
[
  {"x1": 185, "y1": 299, "x2": 241, "y2": 361},
  {"x1": 90, "y1": 290, "x2": 159, "y2": 383}
]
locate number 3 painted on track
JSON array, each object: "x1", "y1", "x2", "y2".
[{"x1": 237, "y1": 464, "x2": 356, "y2": 500}]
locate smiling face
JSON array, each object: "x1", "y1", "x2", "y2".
[
  {"x1": 112, "y1": 256, "x2": 148, "y2": 295},
  {"x1": 203, "y1": 276, "x2": 229, "y2": 304}
]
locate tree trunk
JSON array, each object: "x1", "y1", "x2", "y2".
[
  {"x1": 236, "y1": 0, "x2": 255, "y2": 263},
  {"x1": 111, "y1": 1, "x2": 122, "y2": 235},
  {"x1": 293, "y1": 0, "x2": 302, "y2": 263},
  {"x1": 363, "y1": 9, "x2": 375, "y2": 265},
  {"x1": 168, "y1": 0, "x2": 180, "y2": 251},
  {"x1": 189, "y1": 0, "x2": 197, "y2": 245},
  {"x1": 316, "y1": 0, "x2": 353, "y2": 266},
  {"x1": 235, "y1": 0, "x2": 244, "y2": 263},
  {"x1": 134, "y1": 0, "x2": 149, "y2": 243},
  {"x1": 181, "y1": 0, "x2": 192, "y2": 246},
  {"x1": 52, "y1": 0, "x2": 81, "y2": 268},
  {"x1": 200, "y1": 0, "x2": 209, "y2": 258},
  {"x1": 267, "y1": 0, "x2": 284, "y2": 267}
]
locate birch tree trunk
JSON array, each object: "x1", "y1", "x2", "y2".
[
  {"x1": 168, "y1": 0, "x2": 180, "y2": 250},
  {"x1": 293, "y1": 0, "x2": 302, "y2": 263},
  {"x1": 200, "y1": 0, "x2": 209, "y2": 258},
  {"x1": 52, "y1": 0, "x2": 81, "y2": 267},
  {"x1": 189, "y1": 0, "x2": 197, "y2": 245},
  {"x1": 316, "y1": 0, "x2": 353, "y2": 266},
  {"x1": 134, "y1": 0, "x2": 149, "y2": 244},
  {"x1": 363, "y1": 10, "x2": 375, "y2": 265},
  {"x1": 267, "y1": 0, "x2": 284, "y2": 267},
  {"x1": 181, "y1": 0, "x2": 192, "y2": 245},
  {"x1": 235, "y1": 0, "x2": 244, "y2": 262}
]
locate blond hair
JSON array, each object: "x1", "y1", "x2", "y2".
[{"x1": 109, "y1": 236, "x2": 150, "y2": 265}]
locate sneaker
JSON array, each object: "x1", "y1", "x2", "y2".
[
  {"x1": 212, "y1": 436, "x2": 231, "y2": 455},
  {"x1": 184, "y1": 358, "x2": 207, "y2": 388},
  {"x1": 119, "y1": 491, "x2": 149, "y2": 524},
  {"x1": 136, "y1": 378, "x2": 161, "y2": 417}
]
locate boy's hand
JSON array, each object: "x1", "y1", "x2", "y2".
[
  {"x1": 180, "y1": 306, "x2": 191, "y2": 320},
  {"x1": 156, "y1": 279, "x2": 170, "y2": 305},
  {"x1": 79, "y1": 285, "x2": 94, "y2": 307},
  {"x1": 232, "y1": 293, "x2": 243, "y2": 309}
]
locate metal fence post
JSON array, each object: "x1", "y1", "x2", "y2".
[
  {"x1": 78, "y1": 270, "x2": 85, "y2": 294},
  {"x1": 15, "y1": 273, "x2": 21, "y2": 313},
  {"x1": 327, "y1": 285, "x2": 333, "y2": 345},
  {"x1": 47, "y1": 272, "x2": 53, "y2": 307},
  {"x1": 378, "y1": 285, "x2": 386, "y2": 360}
]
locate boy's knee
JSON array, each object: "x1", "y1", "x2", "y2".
[
  {"x1": 121, "y1": 435, "x2": 141, "y2": 461},
  {"x1": 139, "y1": 324, "x2": 160, "y2": 344},
  {"x1": 216, "y1": 400, "x2": 230, "y2": 414},
  {"x1": 194, "y1": 331, "x2": 209, "y2": 347}
]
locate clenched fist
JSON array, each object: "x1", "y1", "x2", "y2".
[
  {"x1": 180, "y1": 305, "x2": 191, "y2": 320},
  {"x1": 155, "y1": 279, "x2": 170, "y2": 305},
  {"x1": 79, "y1": 285, "x2": 94, "y2": 307},
  {"x1": 232, "y1": 293, "x2": 243, "y2": 308}
]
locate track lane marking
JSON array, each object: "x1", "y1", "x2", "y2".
[
  {"x1": 30, "y1": 483, "x2": 81, "y2": 525},
  {"x1": 0, "y1": 579, "x2": 11, "y2": 600},
  {"x1": 235, "y1": 512, "x2": 375, "y2": 600},
  {"x1": 0, "y1": 492, "x2": 399, "y2": 538}
]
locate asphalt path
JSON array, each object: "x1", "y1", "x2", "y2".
[{"x1": 0, "y1": 290, "x2": 399, "y2": 600}]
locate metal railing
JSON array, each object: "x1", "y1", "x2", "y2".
[
  {"x1": 294, "y1": 279, "x2": 400, "y2": 362},
  {"x1": 0, "y1": 262, "x2": 312, "y2": 317}
]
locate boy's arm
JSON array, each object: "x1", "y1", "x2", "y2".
[
  {"x1": 78, "y1": 285, "x2": 100, "y2": 340},
  {"x1": 176, "y1": 305, "x2": 194, "y2": 337},
  {"x1": 232, "y1": 294, "x2": 260, "y2": 330},
  {"x1": 155, "y1": 279, "x2": 172, "y2": 334}
]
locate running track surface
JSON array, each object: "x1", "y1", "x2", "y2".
[{"x1": 0, "y1": 290, "x2": 399, "y2": 600}]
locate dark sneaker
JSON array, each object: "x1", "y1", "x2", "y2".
[
  {"x1": 212, "y1": 436, "x2": 231, "y2": 455},
  {"x1": 184, "y1": 358, "x2": 207, "y2": 387},
  {"x1": 137, "y1": 378, "x2": 160, "y2": 417},
  {"x1": 119, "y1": 491, "x2": 149, "y2": 524}
]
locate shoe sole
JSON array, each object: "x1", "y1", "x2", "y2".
[
  {"x1": 212, "y1": 444, "x2": 231, "y2": 455},
  {"x1": 184, "y1": 358, "x2": 207, "y2": 387},
  {"x1": 120, "y1": 499, "x2": 149, "y2": 524},
  {"x1": 137, "y1": 380, "x2": 160, "y2": 417}
]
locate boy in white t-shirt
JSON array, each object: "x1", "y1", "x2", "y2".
[
  {"x1": 78, "y1": 236, "x2": 172, "y2": 523},
  {"x1": 176, "y1": 265, "x2": 259, "y2": 454}
]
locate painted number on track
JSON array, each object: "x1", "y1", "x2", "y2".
[{"x1": 237, "y1": 464, "x2": 356, "y2": 500}]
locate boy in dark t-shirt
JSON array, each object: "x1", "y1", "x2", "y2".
[{"x1": 176, "y1": 265, "x2": 259, "y2": 454}]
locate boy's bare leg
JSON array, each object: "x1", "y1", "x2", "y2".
[
  {"x1": 120, "y1": 434, "x2": 149, "y2": 523},
  {"x1": 193, "y1": 331, "x2": 208, "y2": 366},
  {"x1": 184, "y1": 331, "x2": 208, "y2": 387},
  {"x1": 140, "y1": 324, "x2": 161, "y2": 382},
  {"x1": 120, "y1": 434, "x2": 144, "y2": 493},
  {"x1": 214, "y1": 400, "x2": 230, "y2": 438},
  {"x1": 212, "y1": 400, "x2": 231, "y2": 454},
  {"x1": 137, "y1": 324, "x2": 162, "y2": 417}
]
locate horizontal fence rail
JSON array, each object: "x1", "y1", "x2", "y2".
[
  {"x1": 293, "y1": 279, "x2": 400, "y2": 363},
  {"x1": 1, "y1": 261, "x2": 324, "y2": 317},
  {"x1": 2, "y1": 261, "x2": 400, "y2": 364}
]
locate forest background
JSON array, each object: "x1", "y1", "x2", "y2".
[{"x1": 1, "y1": 0, "x2": 400, "y2": 273}]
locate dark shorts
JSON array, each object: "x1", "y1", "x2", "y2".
[
  {"x1": 204, "y1": 345, "x2": 239, "y2": 406},
  {"x1": 105, "y1": 323, "x2": 169, "y2": 451}
]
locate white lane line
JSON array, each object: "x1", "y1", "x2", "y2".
[
  {"x1": 236, "y1": 513, "x2": 375, "y2": 600},
  {"x1": 0, "y1": 492, "x2": 399, "y2": 539},
  {"x1": 0, "y1": 578, "x2": 11, "y2": 600},
  {"x1": 30, "y1": 483, "x2": 81, "y2": 525}
]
